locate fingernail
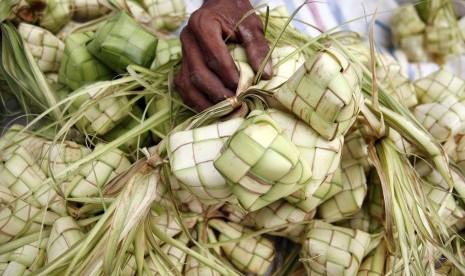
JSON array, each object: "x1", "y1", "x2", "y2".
[
  {"x1": 232, "y1": 70, "x2": 240, "y2": 87},
  {"x1": 264, "y1": 61, "x2": 273, "y2": 78}
]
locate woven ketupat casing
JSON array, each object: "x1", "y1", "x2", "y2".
[
  {"x1": 67, "y1": 81, "x2": 131, "y2": 135},
  {"x1": 253, "y1": 45, "x2": 306, "y2": 91},
  {"x1": 87, "y1": 12, "x2": 158, "y2": 74},
  {"x1": 413, "y1": 69, "x2": 465, "y2": 136},
  {"x1": 46, "y1": 216, "x2": 84, "y2": 263},
  {"x1": 414, "y1": 69, "x2": 465, "y2": 104},
  {"x1": 39, "y1": 0, "x2": 74, "y2": 33},
  {"x1": 413, "y1": 97, "x2": 465, "y2": 142},
  {"x1": 214, "y1": 110, "x2": 312, "y2": 212},
  {"x1": 267, "y1": 108, "x2": 343, "y2": 198},
  {"x1": 0, "y1": 239, "x2": 48, "y2": 275},
  {"x1": 37, "y1": 140, "x2": 92, "y2": 177},
  {"x1": 149, "y1": 210, "x2": 197, "y2": 243},
  {"x1": 61, "y1": 144, "x2": 131, "y2": 198},
  {"x1": 209, "y1": 219, "x2": 275, "y2": 275},
  {"x1": 398, "y1": 34, "x2": 429, "y2": 62},
  {"x1": 0, "y1": 145, "x2": 67, "y2": 215},
  {"x1": 0, "y1": 185, "x2": 59, "y2": 244},
  {"x1": 245, "y1": 199, "x2": 315, "y2": 242},
  {"x1": 150, "y1": 38, "x2": 182, "y2": 70},
  {"x1": 18, "y1": 23, "x2": 64, "y2": 73},
  {"x1": 376, "y1": 54, "x2": 418, "y2": 108},
  {"x1": 390, "y1": 4, "x2": 425, "y2": 41},
  {"x1": 0, "y1": 125, "x2": 49, "y2": 159},
  {"x1": 184, "y1": 246, "x2": 221, "y2": 276},
  {"x1": 168, "y1": 117, "x2": 244, "y2": 205},
  {"x1": 263, "y1": 108, "x2": 343, "y2": 212},
  {"x1": 286, "y1": 166, "x2": 343, "y2": 213},
  {"x1": 58, "y1": 31, "x2": 114, "y2": 90},
  {"x1": 143, "y1": 0, "x2": 186, "y2": 31},
  {"x1": 317, "y1": 159, "x2": 367, "y2": 223},
  {"x1": 301, "y1": 220, "x2": 373, "y2": 275},
  {"x1": 425, "y1": 8, "x2": 464, "y2": 58},
  {"x1": 335, "y1": 207, "x2": 372, "y2": 233},
  {"x1": 341, "y1": 129, "x2": 370, "y2": 173},
  {"x1": 321, "y1": 31, "x2": 372, "y2": 68},
  {"x1": 73, "y1": 0, "x2": 112, "y2": 20},
  {"x1": 274, "y1": 46, "x2": 363, "y2": 141}
]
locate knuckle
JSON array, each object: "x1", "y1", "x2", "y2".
[
  {"x1": 189, "y1": 72, "x2": 202, "y2": 86},
  {"x1": 210, "y1": 93, "x2": 225, "y2": 103},
  {"x1": 174, "y1": 74, "x2": 183, "y2": 88},
  {"x1": 179, "y1": 26, "x2": 194, "y2": 43},
  {"x1": 188, "y1": 9, "x2": 211, "y2": 29},
  {"x1": 188, "y1": 9, "x2": 202, "y2": 22},
  {"x1": 205, "y1": 54, "x2": 220, "y2": 71},
  {"x1": 179, "y1": 27, "x2": 190, "y2": 39},
  {"x1": 243, "y1": 13, "x2": 263, "y2": 28}
]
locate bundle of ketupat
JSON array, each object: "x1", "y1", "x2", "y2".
[
  {"x1": 2, "y1": 1, "x2": 465, "y2": 275},
  {"x1": 38, "y1": 0, "x2": 74, "y2": 33},
  {"x1": 58, "y1": 31, "x2": 114, "y2": 90},
  {"x1": 390, "y1": 0, "x2": 465, "y2": 63},
  {"x1": 72, "y1": 0, "x2": 113, "y2": 20},
  {"x1": 142, "y1": 0, "x2": 186, "y2": 31},
  {"x1": 86, "y1": 12, "x2": 158, "y2": 74}
]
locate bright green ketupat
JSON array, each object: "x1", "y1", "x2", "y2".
[
  {"x1": 58, "y1": 31, "x2": 114, "y2": 90},
  {"x1": 87, "y1": 12, "x2": 158, "y2": 74},
  {"x1": 273, "y1": 46, "x2": 364, "y2": 141},
  {"x1": 213, "y1": 109, "x2": 312, "y2": 212}
]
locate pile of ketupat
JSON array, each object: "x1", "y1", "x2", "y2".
[
  {"x1": 390, "y1": 0, "x2": 465, "y2": 63},
  {"x1": 1, "y1": 0, "x2": 465, "y2": 275}
]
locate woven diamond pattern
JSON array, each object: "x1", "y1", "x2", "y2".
[
  {"x1": 169, "y1": 118, "x2": 244, "y2": 204},
  {"x1": 18, "y1": 23, "x2": 64, "y2": 73},
  {"x1": 425, "y1": 9, "x2": 464, "y2": 57},
  {"x1": 413, "y1": 97, "x2": 465, "y2": 142},
  {"x1": 39, "y1": 0, "x2": 74, "y2": 33},
  {"x1": 211, "y1": 220, "x2": 275, "y2": 275},
  {"x1": 414, "y1": 69, "x2": 465, "y2": 104},
  {"x1": 390, "y1": 4, "x2": 425, "y2": 40},
  {"x1": 58, "y1": 31, "x2": 114, "y2": 90},
  {"x1": 0, "y1": 185, "x2": 59, "y2": 244},
  {"x1": 46, "y1": 216, "x2": 84, "y2": 263},
  {"x1": 73, "y1": 0, "x2": 112, "y2": 20},
  {"x1": 0, "y1": 145, "x2": 66, "y2": 214},
  {"x1": 302, "y1": 220, "x2": 372, "y2": 275},
  {"x1": 144, "y1": 0, "x2": 186, "y2": 31},
  {"x1": 214, "y1": 110, "x2": 312, "y2": 212},
  {"x1": 286, "y1": 166, "x2": 343, "y2": 213},
  {"x1": 62, "y1": 144, "x2": 131, "y2": 198},
  {"x1": 275, "y1": 46, "x2": 363, "y2": 140},
  {"x1": 245, "y1": 199, "x2": 315, "y2": 241},
  {"x1": 268, "y1": 108, "x2": 343, "y2": 198},
  {"x1": 318, "y1": 162, "x2": 367, "y2": 223},
  {"x1": 376, "y1": 54, "x2": 418, "y2": 108},
  {"x1": 87, "y1": 12, "x2": 158, "y2": 73}
]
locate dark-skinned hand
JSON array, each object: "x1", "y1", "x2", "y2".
[{"x1": 174, "y1": 0, "x2": 273, "y2": 112}]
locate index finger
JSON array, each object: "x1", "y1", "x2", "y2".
[
  {"x1": 238, "y1": 15, "x2": 273, "y2": 79},
  {"x1": 189, "y1": 18, "x2": 241, "y2": 91},
  {"x1": 180, "y1": 26, "x2": 236, "y2": 103}
]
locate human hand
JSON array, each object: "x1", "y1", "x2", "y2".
[{"x1": 174, "y1": 0, "x2": 273, "y2": 111}]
